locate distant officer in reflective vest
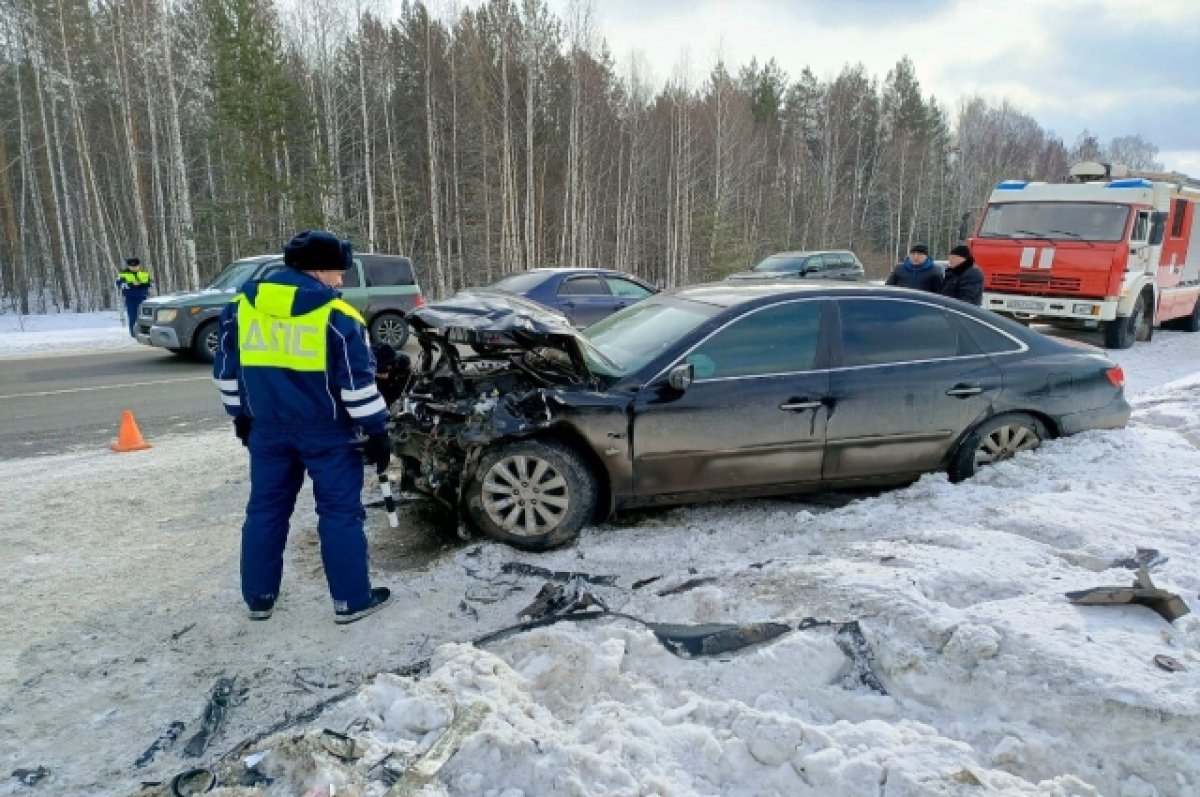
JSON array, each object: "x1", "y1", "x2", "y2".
[
  {"x1": 212, "y1": 230, "x2": 394, "y2": 624},
  {"x1": 116, "y1": 257, "x2": 153, "y2": 337}
]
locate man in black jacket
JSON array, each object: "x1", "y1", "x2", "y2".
[
  {"x1": 885, "y1": 244, "x2": 943, "y2": 293},
  {"x1": 940, "y1": 244, "x2": 985, "y2": 305}
]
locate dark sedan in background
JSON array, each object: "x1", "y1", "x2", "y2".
[
  {"x1": 391, "y1": 284, "x2": 1130, "y2": 551},
  {"x1": 483, "y1": 268, "x2": 658, "y2": 326},
  {"x1": 727, "y1": 250, "x2": 866, "y2": 283}
]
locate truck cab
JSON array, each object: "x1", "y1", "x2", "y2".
[{"x1": 136, "y1": 253, "x2": 423, "y2": 362}]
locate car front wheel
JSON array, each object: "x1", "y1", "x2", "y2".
[
  {"x1": 369, "y1": 313, "x2": 410, "y2": 349},
  {"x1": 464, "y1": 440, "x2": 595, "y2": 551},
  {"x1": 192, "y1": 320, "x2": 219, "y2": 364},
  {"x1": 949, "y1": 412, "x2": 1048, "y2": 482}
]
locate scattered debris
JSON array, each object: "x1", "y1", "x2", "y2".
[
  {"x1": 1154, "y1": 654, "x2": 1187, "y2": 673},
  {"x1": 834, "y1": 621, "x2": 889, "y2": 695},
  {"x1": 135, "y1": 721, "x2": 186, "y2": 768},
  {"x1": 11, "y1": 766, "x2": 50, "y2": 787},
  {"x1": 656, "y1": 576, "x2": 719, "y2": 597},
  {"x1": 1066, "y1": 566, "x2": 1191, "y2": 622},
  {"x1": 649, "y1": 621, "x2": 792, "y2": 658},
  {"x1": 294, "y1": 667, "x2": 341, "y2": 691},
  {"x1": 170, "y1": 767, "x2": 217, "y2": 796},
  {"x1": 631, "y1": 575, "x2": 663, "y2": 590},
  {"x1": 518, "y1": 578, "x2": 608, "y2": 621},
  {"x1": 385, "y1": 703, "x2": 490, "y2": 796},
  {"x1": 320, "y1": 729, "x2": 366, "y2": 761},
  {"x1": 183, "y1": 677, "x2": 239, "y2": 758},
  {"x1": 168, "y1": 623, "x2": 197, "y2": 642},
  {"x1": 457, "y1": 599, "x2": 479, "y2": 621},
  {"x1": 501, "y1": 561, "x2": 617, "y2": 585},
  {"x1": 1111, "y1": 547, "x2": 1168, "y2": 571}
]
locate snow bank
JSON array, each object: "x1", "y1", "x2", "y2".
[{"x1": 0, "y1": 311, "x2": 137, "y2": 358}]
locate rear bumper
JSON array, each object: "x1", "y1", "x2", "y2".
[
  {"x1": 984, "y1": 292, "x2": 1118, "y2": 321},
  {"x1": 1057, "y1": 393, "x2": 1132, "y2": 436}
]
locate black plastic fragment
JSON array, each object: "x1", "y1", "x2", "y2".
[
  {"x1": 502, "y1": 561, "x2": 617, "y2": 585},
  {"x1": 657, "y1": 577, "x2": 718, "y2": 596},
  {"x1": 518, "y1": 578, "x2": 608, "y2": 621},
  {"x1": 649, "y1": 621, "x2": 792, "y2": 658},
  {"x1": 183, "y1": 677, "x2": 238, "y2": 758},
  {"x1": 834, "y1": 621, "x2": 888, "y2": 695},
  {"x1": 135, "y1": 721, "x2": 186, "y2": 768},
  {"x1": 11, "y1": 767, "x2": 50, "y2": 787},
  {"x1": 1066, "y1": 566, "x2": 1190, "y2": 623}
]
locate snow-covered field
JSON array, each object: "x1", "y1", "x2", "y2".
[{"x1": 2, "y1": 313, "x2": 1200, "y2": 796}]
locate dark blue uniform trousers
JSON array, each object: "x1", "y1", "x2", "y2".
[
  {"x1": 242, "y1": 424, "x2": 372, "y2": 612},
  {"x1": 124, "y1": 290, "x2": 148, "y2": 337}
]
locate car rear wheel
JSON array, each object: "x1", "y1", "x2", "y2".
[
  {"x1": 192, "y1": 320, "x2": 219, "y2": 364},
  {"x1": 949, "y1": 412, "x2": 1048, "y2": 482},
  {"x1": 369, "y1": 313, "x2": 410, "y2": 349},
  {"x1": 464, "y1": 440, "x2": 595, "y2": 551}
]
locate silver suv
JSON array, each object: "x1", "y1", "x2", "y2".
[
  {"x1": 727, "y1": 250, "x2": 866, "y2": 283},
  {"x1": 136, "y1": 253, "x2": 423, "y2": 362}
]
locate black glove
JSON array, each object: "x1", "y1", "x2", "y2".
[
  {"x1": 233, "y1": 416, "x2": 252, "y2": 447},
  {"x1": 363, "y1": 433, "x2": 391, "y2": 472}
]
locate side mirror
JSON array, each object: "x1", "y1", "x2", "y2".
[{"x1": 667, "y1": 363, "x2": 694, "y2": 391}]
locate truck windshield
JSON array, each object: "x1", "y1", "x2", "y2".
[{"x1": 978, "y1": 202, "x2": 1129, "y2": 242}]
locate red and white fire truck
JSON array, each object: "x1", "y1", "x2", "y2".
[{"x1": 971, "y1": 162, "x2": 1200, "y2": 348}]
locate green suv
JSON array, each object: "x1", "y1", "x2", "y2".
[{"x1": 136, "y1": 253, "x2": 423, "y2": 362}]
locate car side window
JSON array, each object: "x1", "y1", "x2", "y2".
[
  {"x1": 363, "y1": 257, "x2": 414, "y2": 287},
  {"x1": 838, "y1": 254, "x2": 858, "y2": 268},
  {"x1": 605, "y1": 277, "x2": 653, "y2": 299},
  {"x1": 558, "y1": 275, "x2": 608, "y2": 296},
  {"x1": 803, "y1": 256, "x2": 825, "y2": 272},
  {"x1": 953, "y1": 314, "x2": 1023, "y2": 354},
  {"x1": 342, "y1": 262, "x2": 362, "y2": 288},
  {"x1": 685, "y1": 301, "x2": 822, "y2": 379},
  {"x1": 838, "y1": 299, "x2": 959, "y2": 367}
]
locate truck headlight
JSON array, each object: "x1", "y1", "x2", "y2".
[
  {"x1": 155, "y1": 308, "x2": 178, "y2": 323},
  {"x1": 1072, "y1": 303, "x2": 1099, "y2": 316}
]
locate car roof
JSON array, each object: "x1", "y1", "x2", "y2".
[
  {"x1": 760, "y1": 250, "x2": 854, "y2": 258},
  {"x1": 669, "y1": 282, "x2": 945, "y2": 308}
]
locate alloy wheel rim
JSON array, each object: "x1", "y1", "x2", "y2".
[
  {"x1": 377, "y1": 319, "x2": 406, "y2": 345},
  {"x1": 973, "y1": 423, "x2": 1041, "y2": 468},
  {"x1": 481, "y1": 454, "x2": 570, "y2": 536}
]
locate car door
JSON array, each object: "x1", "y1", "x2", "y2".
[
  {"x1": 822, "y1": 297, "x2": 1003, "y2": 480},
  {"x1": 631, "y1": 299, "x2": 831, "y2": 497},
  {"x1": 555, "y1": 274, "x2": 614, "y2": 326},
  {"x1": 800, "y1": 255, "x2": 827, "y2": 280},
  {"x1": 602, "y1": 275, "x2": 655, "y2": 314}
]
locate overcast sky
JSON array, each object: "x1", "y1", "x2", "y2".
[{"x1": 554, "y1": 0, "x2": 1199, "y2": 175}]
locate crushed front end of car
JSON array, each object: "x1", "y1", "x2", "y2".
[{"x1": 390, "y1": 291, "x2": 621, "y2": 550}]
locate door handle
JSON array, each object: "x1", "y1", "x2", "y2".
[
  {"x1": 779, "y1": 400, "x2": 824, "y2": 411},
  {"x1": 945, "y1": 385, "x2": 983, "y2": 397}
]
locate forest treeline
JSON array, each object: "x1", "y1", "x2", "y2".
[{"x1": 0, "y1": 0, "x2": 1164, "y2": 313}]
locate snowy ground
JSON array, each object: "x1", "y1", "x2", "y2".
[{"x1": 2, "y1": 314, "x2": 1200, "y2": 796}]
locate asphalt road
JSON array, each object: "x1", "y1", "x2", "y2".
[{"x1": 0, "y1": 348, "x2": 224, "y2": 459}]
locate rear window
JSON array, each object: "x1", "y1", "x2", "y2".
[{"x1": 361, "y1": 256, "x2": 414, "y2": 287}]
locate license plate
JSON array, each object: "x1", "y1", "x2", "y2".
[{"x1": 1007, "y1": 299, "x2": 1044, "y2": 311}]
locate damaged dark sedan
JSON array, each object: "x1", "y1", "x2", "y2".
[{"x1": 390, "y1": 285, "x2": 1130, "y2": 551}]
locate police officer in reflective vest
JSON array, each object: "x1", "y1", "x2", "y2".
[
  {"x1": 212, "y1": 230, "x2": 393, "y2": 624},
  {"x1": 116, "y1": 257, "x2": 153, "y2": 337}
]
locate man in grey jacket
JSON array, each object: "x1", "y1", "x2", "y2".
[{"x1": 885, "y1": 243, "x2": 943, "y2": 293}]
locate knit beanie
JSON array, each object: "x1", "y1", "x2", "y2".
[
  {"x1": 949, "y1": 245, "x2": 972, "y2": 259},
  {"x1": 909, "y1": 243, "x2": 930, "y2": 255},
  {"x1": 283, "y1": 230, "x2": 353, "y2": 271},
  {"x1": 124, "y1": 257, "x2": 141, "y2": 266}
]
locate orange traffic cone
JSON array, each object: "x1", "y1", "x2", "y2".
[{"x1": 111, "y1": 409, "x2": 152, "y2": 452}]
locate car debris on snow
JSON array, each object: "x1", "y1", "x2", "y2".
[{"x1": 1065, "y1": 565, "x2": 1191, "y2": 622}]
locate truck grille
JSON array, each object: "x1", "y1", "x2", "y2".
[{"x1": 989, "y1": 273, "x2": 1082, "y2": 292}]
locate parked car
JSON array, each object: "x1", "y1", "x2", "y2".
[
  {"x1": 727, "y1": 250, "x2": 866, "y2": 282},
  {"x1": 482, "y1": 268, "x2": 658, "y2": 327},
  {"x1": 136, "y1": 253, "x2": 423, "y2": 362},
  {"x1": 390, "y1": 284, "x2": 1131, "y2": 551}
]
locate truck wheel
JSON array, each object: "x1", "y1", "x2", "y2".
[
  {"x1": 1103, "y1": 291, "x2": 1152, "y2": 349},
  {"x1": 369, "y1": 313, "x2": 410, "y2": 349},
  {"x1": 191, "y1": 320, "x2": 219, "y2": 364},
  {"x1": 464, "y1": 440, "x2": 595, "y2": 551},
  {"x1": 948, "y1": 412, "x2": 1048, "y2": 483}
]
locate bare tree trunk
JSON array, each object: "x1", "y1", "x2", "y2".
[
  {"x1": 423, "y1": 17, "x2": 446, "y2": 296},
  {"x1": 355, "y1": 6, "x2": 376, "y2": 249},
  {"x1": 110, "y1": 0, "x2": 151, "y2": 261},
  {"x1": 160, "y1": 0, "x2": 199, "y2": 289}
]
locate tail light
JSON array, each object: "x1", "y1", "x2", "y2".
[
  {"x1": 413, "y1": 293, "x2": 425, "y2": 308},
  {"x1": 1105, "y1": 366, "x2": 1125, "y2": 388}
]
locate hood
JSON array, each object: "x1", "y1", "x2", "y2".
[
  {"x1": 241, "y1": 269, "x2": 338, "y2": 318},
  {"x1": 141, "y1": 288, "x2": 239, "y2": 308},
  {"x1": 726, "y1": 270, "x2": 792, "y2": 282},
  {"x1": 409, "y1": 290, "x2": 615, "y2": 378}
]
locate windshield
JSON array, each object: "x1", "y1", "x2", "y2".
[
  {"x1": 489, "y1": 271, "x2": 551, "y2": 293},
  {"x1": 978, "y1": 202, "x2": 1130, "y2": 242},
  {"x1": 581, "y1": 298, "x2": 719, "y2": 376},
  {"x1": 206, "y1": 259, "x2": 270, "y2": 290},
  {"x1": 751, "y1": 255, "x2": 809, "y2": 273}
]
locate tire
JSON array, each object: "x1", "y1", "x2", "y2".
[
  {"x1": 191, "y1": 320, "x2": 219, "y2": 364},
  {"x1": 369, "y1": 313, "x2": 410, "y2": 349},
  {"x1": 1103, "y1": 290, "x2": 1152, "y2": 349},
  {"x1": 1174, "y1": 299, "x2": 1200, "y2": 333},
  {"x1": 948, "y1": 412, "x2": 1049, "y2": 483},
  {"x1": 463, "y1": 439, "x2": 595, "y2": 551}
]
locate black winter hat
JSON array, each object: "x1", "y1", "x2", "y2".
[
  {"x1": 283, "y1": 230, "x2": 353, "y2": 271},
  {"x1": 124, "y1": 257, "x2": 141, "y2": 266},
  {"x1": 949, "y1": 244, "x2": 972, "y2": 259},
  {"x1": 909, "y1": 243, "x2": 930, "y2": 255}
]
